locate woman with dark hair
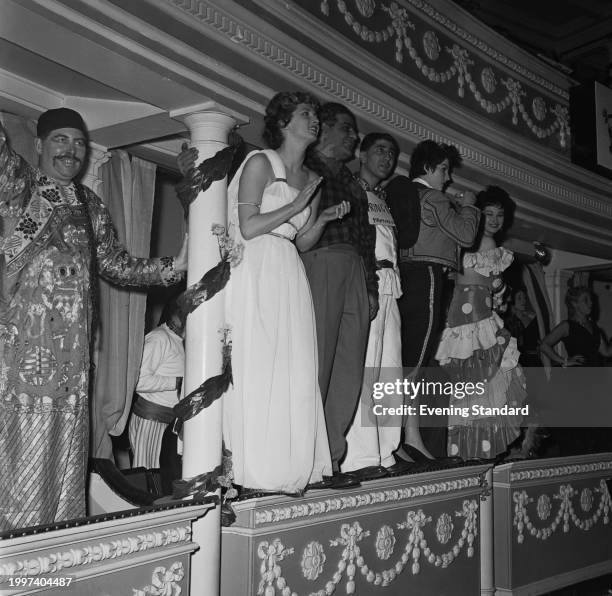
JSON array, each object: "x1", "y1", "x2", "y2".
[
  {"x1": 539, "y1": 286, "x2": 612, "y2": 454},
  {"x1": 435, "y1": 186, "x2": 526, "y2": 461},
  {"x1": 224, "y1": 91, "x2": 349, "y2": 494},
  {"x1": 540, "y1": 286, "x2": 611, "y2": 368}
]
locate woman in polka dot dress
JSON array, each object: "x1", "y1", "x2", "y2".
[{"x1": 435, "y1": 186, "x2": 526, "y2": 461}]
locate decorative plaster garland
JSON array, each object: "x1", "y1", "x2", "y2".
[
  {"x1": 257, "y1": 502, "x2": 478, "y2": 595},
  {"x1": 321, "y1": 0, "x2": 569, "y2": 100},
  {"x1": 513, "y1": 480, "x2": 611, "y2": 544},
  {"x1": 169, "y1": 0, "x2": 612, "y2": 219},
  {"x1": 320, "y1": 0, "x2": 569, "y2": 147}
]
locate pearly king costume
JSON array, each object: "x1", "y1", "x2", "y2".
[
  {"x1": 342, "y1": 180, "x2": 402, "y2": 472},
  {"x1": 0, "y1": 126, "x2": 182, "y2": 531},
  {"x1": 223, "y1": 150, "x2": 331, "y2": 493},
  {"x1": 435, "y1": 247, "x2": 526, "y2": 460}
]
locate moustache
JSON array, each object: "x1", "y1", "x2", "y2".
[{"x1": 54, "y1": 153, "x2": 81, "y2": 163}]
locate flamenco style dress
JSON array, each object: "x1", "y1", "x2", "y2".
[
  {"x1": 435, "y1": 247, "x2": 526, "y2": 460},
  {"x1": 223, "y1": 150, "x2": 332, "y2": 493}
]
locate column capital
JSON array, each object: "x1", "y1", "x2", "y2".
[
  {"x1": 171, "y1": 102, "x2": 248, "y2": 154},
  {"x1": 82, "y1": 142, "x2": 111, "y2": 195}
]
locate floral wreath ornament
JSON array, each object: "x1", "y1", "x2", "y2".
[{"x1": 175, "y1": 131, "x2": 243, "y2": 214}]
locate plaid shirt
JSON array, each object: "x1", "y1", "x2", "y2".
[{"x1": 305, "y1": 151, "x2": 378, "y2": 295}]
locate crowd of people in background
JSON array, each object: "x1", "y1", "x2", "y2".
[
  {"x1": 166, "y1": 89, "x2": 612, "y2": 498},
  {"x1": 2, "y1": 90, "x2": 611, "y2": 529}
]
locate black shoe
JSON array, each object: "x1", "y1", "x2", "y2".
[
  {"x1": 238, "y1": 486, "x2": 303, "y2": 499},
  {"x1": 385, "y1": 460, "x2": 414, "y2": 475},
  {"x1": 395, "y1": 444, "x2": 434, "y2": 463},
  {"x1": 330, "y1": 472, "x2": 361, "y2": 489},
  {"x1": 348, "y1": 465, "x2": 388, "y2": 481},
  {"x1": 306, "y1": 476, "x2": 334, "y2": 490}
]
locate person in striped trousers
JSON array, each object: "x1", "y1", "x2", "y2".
[{"x1": 129, "y1": 299, "x2": 185, "y2": 469}]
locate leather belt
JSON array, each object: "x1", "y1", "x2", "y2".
[{"x1": 376, "y1": 259, "x2": 394, "y2": 270}]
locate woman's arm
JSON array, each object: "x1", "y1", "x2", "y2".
[
  {"x1": 238, "y1": 154, "x2": 322, "y2": 240},
  {"x1": 295, "y1": 192, "x2": 350, "y2": 252},
  {"x1": 539, "y1": 321, "x2": 583, "y2": 366},
  {"x1": 598, "y1": 333, "x2": 612, "y2": 358}
]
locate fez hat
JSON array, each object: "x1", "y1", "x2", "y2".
[{"x1": 37, "y1": 108, "x2": 88, "y2": 139}]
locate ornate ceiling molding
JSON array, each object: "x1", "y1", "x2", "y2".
[{"x1": 168, "y1": 0, "x2": 612, "y2": 225}]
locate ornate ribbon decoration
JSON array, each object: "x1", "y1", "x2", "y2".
[
  {"x1": 169, "y1": 142, "x2": 244, "y2": 524},
  {"x1": 173, "y1": 326, "x2": 233, "y2": 433}
]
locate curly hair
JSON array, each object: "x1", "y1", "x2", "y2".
[
  {"x1": 565, "y1": 286, "x2": 591, "y2": 320},
  {"x1": 262, "y1": 91, "x2": 320, "y2": 149},
  {"x1": 408, "y1": 140, "x2": 449, "y2": 179},
  {"x1": 476, "y1": 185, "x2": 515, "y2": 236},
  {"x1": 318, "y1": 102, "x2": 356, "y2": 129}
]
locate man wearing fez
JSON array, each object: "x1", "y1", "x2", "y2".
[{"x1": 0, "y1": 108, "x2": 187, "y2": 530}]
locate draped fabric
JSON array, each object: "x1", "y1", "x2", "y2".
[
  {"x1": 522, "y1": 263, "x2": 553, "y2": 371},
  {"x1": 91, "y1": 152, "x2": 156, "y2": 459}
]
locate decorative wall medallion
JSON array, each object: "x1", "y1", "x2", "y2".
[
  {"x1": 580, "y1": 487, "x2": 594, "y2": 512},
  {"x1": 375, "y1": 525, "x2": 396, "y2": 560},
  {"x1": 537, "y1": 494, "x2": 551, "y2": 520},
  {"x1": 132, "y1": 561, "x2": 184, "y2": 596},
  {"x1": 480, "y1": 67, "x2": 497, "y2": 94},
  {"x1": 435, "y1": 513, "x2": 454, "y2": 544},
  {"x1": 355, "y1": 0, "x2": 376, "y2": 18},
  {"x1": 301, "y1": 541, "x2": 326, "y2": 581},
  {"x1": 423, "y1": 30, "x2": 440, "y2": 61},
  {"x1": 532, "y1": 97, "x2": 546, "y2": 121}
]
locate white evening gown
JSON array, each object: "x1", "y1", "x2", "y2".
[{"x1": 224, "y1": 149, "x2": 332, "y2": 492}]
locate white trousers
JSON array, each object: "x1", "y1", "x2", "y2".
[{"x1": 342, "y1": 292, "x2": 402, "y2": 471}]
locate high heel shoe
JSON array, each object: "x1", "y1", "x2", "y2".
[{"x1": 395, "y1": 444, "x2": 434, "y2": 463}]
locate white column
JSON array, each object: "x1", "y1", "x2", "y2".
[
  {"x1": 180, "y1": 110, "x2": 236, "y2": 596},
  {"x1": 81, "y1": 142, "x2": 110, "y2": 196},
  {"x1": 479, "y1": 467, "x2": 494, "y2": 596}
]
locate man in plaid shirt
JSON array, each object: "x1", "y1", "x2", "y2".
[{"x1": 302, "y1": 103, "x2": 378, "y2": 489}]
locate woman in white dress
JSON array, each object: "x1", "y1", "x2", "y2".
[{"x1": 225, "y1": 92, "x2": 349, "y2": 493}]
